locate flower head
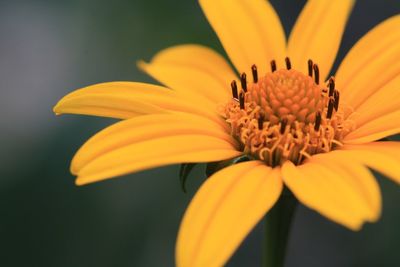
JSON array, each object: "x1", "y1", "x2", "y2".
[{"x1": 54, "y1": 0, "x2": 400, "y2": 266}]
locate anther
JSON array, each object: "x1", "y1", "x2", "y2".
[
  {"x1": 258, "y1": 114, "x2": 264, "y2": 130},
  {"x1": 313, "y1": 64, "x2": 319, "y2": 84},
  {"x1": 270, "y1": 60, "x2": 277, "y2": 72},
  {"x1": 314, "y1": 112, "x2": 322, "y2": 131},
  {"x1": 251, "y1": 64, "x2": 258, "y2": 83},
  {"x1": 240, "y1": 73, "x2": 247, "y2": 92},
  {"x1": 239, "y1": 92, "x2": 245, "y2": 109},
  {"x1": 231, "y1": 80, "x2": 238, "y2": 99},
  {"x1": 280, "y1": 118, "x2": 288, "y2": 134},
  {"x1": 334, "y1": 91, "x2": 340, "y2": 111},
  {"x1": 308, "y1": 59, "x2": 313, "y2": 77},
  {"x1": 285, "y1": 57, "x2": 292, "y2": 70},
  {"x1": 327, "y1": 98, "x2": 335, "y2": 119},
  {"x1": 328, "y1": 77, "x2": 335, "y2": 97}
]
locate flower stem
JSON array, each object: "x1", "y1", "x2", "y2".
[{"x1": 263, "y1": 190, "x2": 298, "y2": 267}]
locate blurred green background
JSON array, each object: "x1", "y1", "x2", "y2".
[{"x1": 1, "y1": 0, "x2": 399, "y2": 266}]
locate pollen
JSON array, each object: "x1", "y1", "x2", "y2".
[{"x1": 220, "y1": 58, "x2": 354, "y2": 167}]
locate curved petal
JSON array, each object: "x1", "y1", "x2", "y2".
[
  {"x1": 344, "y1": 110, "x2": 400, "y2": 144},
  {"x1": 335, "y1": 15, "x2": 400, "y2": 109},
  {"x1": 282, "y1": 161, "x2": 368, "y2": 230},
  {"x1": 176, "y1": 161, "x2": 282, "y2": 267},
  {"x1": 288, "y1": 0, "x2": 355, "y2": 79},
  {"x1": 138, "y1": 44, "x2": 236, "y2": 104},
  {"x1": 72, "y1": 113, "x2": 236, "y2": 174},
  {"x1": 337, "y1": 142, "x2": 400, "y2": 184},
  {"x1": 53, "y1": 82, "x2": 221, "y2": 124},
  {"x1": 310, "y1": 153, "x2": 381, "y2": 222},
  {"x1": 350, "y1": 75, "x2": 400, "y2": 126},
  {"x1": 199, "y1": 0, "x2": 286, "y2": 75},
  {"x1": 76, "y1": 135, "x2": 241, "y2": 185}
]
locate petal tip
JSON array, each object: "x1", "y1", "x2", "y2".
[
  {"x1": 352, "y1": 221, "x2": 364, "y2": 232},
  {"x1": 53, "y1": 100, "x2": 67, "y2": 115},
  {"x1": 136, "y1": 60, "x2": 149, "y2": 73},
  {"x1": 70, "y1": 165, "x2": 78, "y2": 176},
  {"x1": 70, "y1": 154, "x2": 81, "y2": 175},
  {"x1": 53, "y1": 102, "x2": 60, "y2": 112},
  {"x1": 75, "y1": 177, "x2": 85, "y2": 186},
  {"x1": 366, "y1": 205, "x2": 382, "y2": 224}
]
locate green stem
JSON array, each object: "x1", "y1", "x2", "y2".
[{"x1": 263, "y1": 190, "x2": 298, "y2": 267}]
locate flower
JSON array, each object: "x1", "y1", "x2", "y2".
[{"x1": 54, "y1": 0, "x2": 400, "y2": 266}]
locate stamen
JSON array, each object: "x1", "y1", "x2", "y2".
[
  {"x1": 308, "y1": 59, "x2": 313, "y2": 77},
  {"x1": 251, "y1": 64, "x2": 258, "y2": 83},
  {"x1": 280, "y1": 118, "x2": 288, "y2": 134},
  {"x1": 285, "y1": 57, "x2": 292, "y2": 70},
  {"x1": 270, "y1": 60, "x2": 277, "y2": 72},
  {"x1": 221, "y1": 58, "x2": 350, "y2": 168},
  {"x1": 231, "y1": 80, "x2": 238, "y2": 99},
  {"x1": 240, "y1": 73, "x2": 247, "y2": 92},
  {"x1": 328, "y1": 77, "x2": 335, "y2": 97},
  {"x1": 258, "y1": 114, "x2": 264, "y2": 130},
  {"x1": 313, "y1": 64, "x2": 319, "y2": 84},
  {"x1": 314, "y1": 112, "x2": 321, "y2": 131},
  {"x1": 334, "y1": 91, "x2": 340, "y2": 111},
  {"x1": 327, "y1": 98, "x2": 335, "y2": 119},
  {"x1": 239, "y1": 92, "x2": 245, "y2": 109}
]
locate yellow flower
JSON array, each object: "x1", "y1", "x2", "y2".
[{"x1": 54, "y1": 0, "x2": 400, "y2": 266}]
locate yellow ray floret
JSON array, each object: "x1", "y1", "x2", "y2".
[
  {"x1": 344, "y1": 110, "x2": 400, "y2": 144},
  {"x1": 76, "y1": 134, "x2": 241, "y2": 185},
  {"x1": 176, "y1": 161, "x2": 282, "y2": 267},
  {"x1": 338, "y1": 142, "x2": 400, "y2": 184},
  {"x1": 288, "y1": 0, "x2": 355, "y2": 80},
  {"x1": 336, "y1": 15, "x2": 400, "y2": 108},
  {"x1": 54, "y1": 81, "x2": 220, "y2": 123},
  {"x1": 282, "y1": 160, "x2": 367, "y2": 231},
  {"x1": 138, "y1": 44, "x2": 235, "y2": 104},
  {"x1": 199, "y1": 0, "x2": 286, "y2": 74},
  {"x1": 72, "y1": 113, "x2": 237, "y2": 174},
  {"x1": 351, "y1": 75, "x2": 400, "y2": 126},
  {"x1": 310, "y1": 153, "x2": 381, "y2": 222}
]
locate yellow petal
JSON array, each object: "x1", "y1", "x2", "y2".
[
  {"x1": 199, "y1": 0, "x2": 286, "y2": 74},
  {"x1": 288, "y1": 0, "x2": 355, "y2": 79},
  {"x1": 350, "y1": 75, "x2": 400, "y2": 126},
  {"x1": 72, "y1": 113, "x2": 236, "y2": 174},
  {"x1": 282, "y1": 161, "x2": 366, "y2": 230},
  {"x1": 76, "y1": 135, "x2": 241, "y2": 185},
  {"x1": 310, "y1": 153, "x2": 381, "y2": 222},
  {"x1": 335, "y1": 15, "x2": 400, "y2": 108},
  {"x1": 53, "y1": 82, "x2": 221, "y2": 123},
  {"x1": 138, "y1": 44, "x2": 236, "y2": 104},
  {"x1": 338, "y1": 142, "x2": 400, "y2": 184},
  {"x1": 344, "y1": 110, "x2": 400, "y2": 144},
  {"x1": 176, "y1": 161, "x2": 282, "y2": 267}
]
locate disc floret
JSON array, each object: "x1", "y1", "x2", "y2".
[{"x1": 221, "y1": 58, "x2": 353, "y2": 167}]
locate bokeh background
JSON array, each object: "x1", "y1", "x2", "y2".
[{"x1": 1, "y1": 0, "x2": 399, "y2": 266}]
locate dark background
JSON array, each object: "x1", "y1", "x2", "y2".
[{"x1": 1, "y1": 0, "x2": 399, "y2": 266}]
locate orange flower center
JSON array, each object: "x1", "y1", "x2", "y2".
[{"x1": 220, "y1": 58, "x2": 354, "y2": 167}]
